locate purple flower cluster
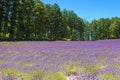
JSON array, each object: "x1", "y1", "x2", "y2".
[{"x1": 0, "y1": 39, "x2": 120, "y2": 80}]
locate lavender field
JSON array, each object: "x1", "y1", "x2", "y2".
[{"x1": 0, "y1": 39, "x2": 120, "y2": 80}]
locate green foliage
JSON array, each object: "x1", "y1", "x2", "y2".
[
  {"x1": 91, "y1": 17, "x2": 120, "y2": 40},
  {"x1": 33, "y1": 70, "x2": 43, "y2": 80},
  {"x1": 98, "y1": 73, "x2": 120, "y2": 80},
  {"x1": 101, "y1": 57, "x2": 108, "y2": 62},
  {"x1": 0, "y1": 0, "x2": 120, "y2": 41},
  {"x1": 16, "y1": 60, "x2": 35, "y2": 67},
  {"x1": 86, "y1": 64, "x2": 101, "y2": 74},
  {"x1": 49, "y1": 72, "x2": 66, "y2": 80},
  {"x1": 1, "y1": 68, "x2": 33, "y2": 80},
  {"x1": 0, "y1": 60, "x2": 6, "y2": 64}
]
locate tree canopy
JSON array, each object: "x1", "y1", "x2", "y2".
[{"x1": 0, "y1": 0, "x2": 120, "y2": 41}]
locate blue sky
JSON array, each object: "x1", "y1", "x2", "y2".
[{"x1": 42, "y1": 0, "x2": 120, "y2": 22}]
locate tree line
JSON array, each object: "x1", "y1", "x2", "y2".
[{"x1": 0, "y1": 0, "x2": 120, "y2": 41}]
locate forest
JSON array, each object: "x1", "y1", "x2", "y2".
[{"x1": 0, "y1": 0, "x2": 120, "y2": 41}]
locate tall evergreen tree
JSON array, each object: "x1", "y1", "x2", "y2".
[
  {"x1": 51, "y1": 3, "x2": 62, "y2": 40},
  {"x1": 34, "y1": 0, "x2": 44, "y2": 39},
  {"x1": 0, "y1": 0, "x2": 4, "y2": 38},
  {"x1": 44, "y1": 4, "x2": 52, "y2": 40},
  {"x1": 61, "y1": 9, "x2": 70, "y2": 39}
]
